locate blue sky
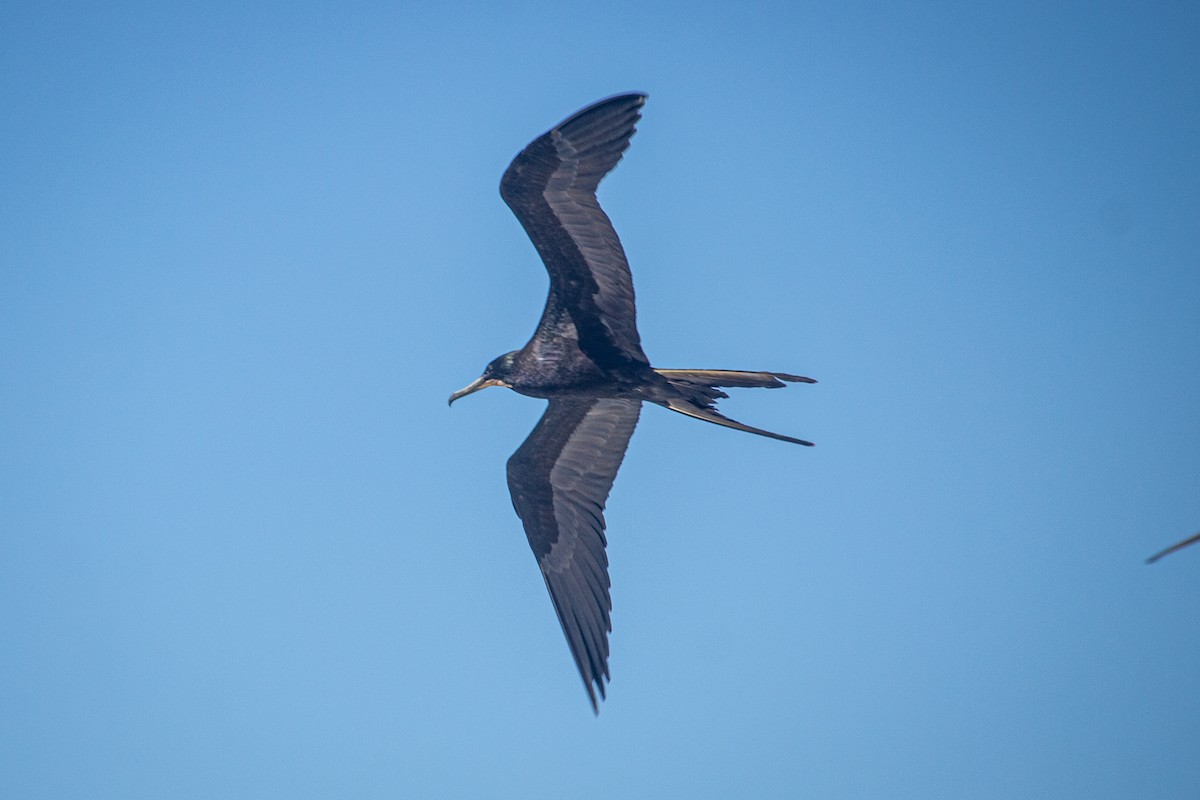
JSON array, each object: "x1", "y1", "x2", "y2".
[{"x1": 2, "y1": 1, "x2": 1198, "y2": 797}]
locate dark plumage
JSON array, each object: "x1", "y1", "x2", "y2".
[{"x1": 449, "y1": 93, "x2": 815, "y2": 711}]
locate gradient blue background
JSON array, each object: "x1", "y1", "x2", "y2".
[{"x1": 3, "y1": 2, "x2": 1198, "y2": 797}]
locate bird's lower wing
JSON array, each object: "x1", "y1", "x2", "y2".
[{"x1": 506, "y1": 398, "x2": 642, "y2": 711}]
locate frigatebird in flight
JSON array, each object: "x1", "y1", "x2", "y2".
[{"x1": 449, "y1": 93, "x2": 814, "y2": 711}]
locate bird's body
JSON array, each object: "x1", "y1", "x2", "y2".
[
  {"x1": 502, "y1": 346, "x2": 652, "y2": 400},
  {"x1": 450, "y1": 93, "x2": 814, "y2": 711}
]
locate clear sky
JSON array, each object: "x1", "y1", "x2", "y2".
[{"x1": 2, "y1": 2, "x2": 1198, "y2": 798}]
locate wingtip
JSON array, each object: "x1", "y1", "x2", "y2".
[
  {"x1": 609, "y1": 91, "x2": 647, "y2": 104},
  {"x1": 577, "y1": 91, "x2": 647, "y2": 119},
  {"x1": 584, "y1": 678, "x2": 603, "y2": 715},
  {"x1": 1144, "y1": 531, "x2": 1200, "y2": 564}
]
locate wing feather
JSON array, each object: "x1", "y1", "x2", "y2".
[
  {"x1": 500, "y1": 94, "x2": 649, "y2": 367},
  {"x1": 506, "y1": 398, "x2": 642, "y2": 711}
]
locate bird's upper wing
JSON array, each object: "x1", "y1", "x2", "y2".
[
  {"x1": 505, "y1": 398, "x2": 642, "y2": 711},
  {"x1": 500, "y1": 93, "x2": 649, "y2": 367}
]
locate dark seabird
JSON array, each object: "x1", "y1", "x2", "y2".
[
  {"x1": 449, "y1": 93, "x2": 815, "y2": 711},
  {"x1": 1146, "y1": 531, "x2": 1200, "y2": 564}
]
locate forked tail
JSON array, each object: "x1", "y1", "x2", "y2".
[
  {"x1": 653, "y1": 368, "x2": 815, "y2": 447},
  {"x1": 654, "y1": 368, "x2": 816, "y2": 390}
]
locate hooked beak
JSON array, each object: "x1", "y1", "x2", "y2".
[{"x1": 448, "y1": 376, "x2": 508, "y2": 406}]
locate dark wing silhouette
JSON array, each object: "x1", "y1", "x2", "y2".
[
  {"x1": 1146, "y1": 531, "x2": 1200, "y2": 564},
  {"x1": 500, "y1": 93, "x2": 649, "y2": 368},
  {"x1": 506, "y1": 398, "x2": 642, "y2": 711}
]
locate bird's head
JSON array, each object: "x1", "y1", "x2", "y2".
[{"x1": 448, "y1": 351, "x2": 518, "y2": 406}]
